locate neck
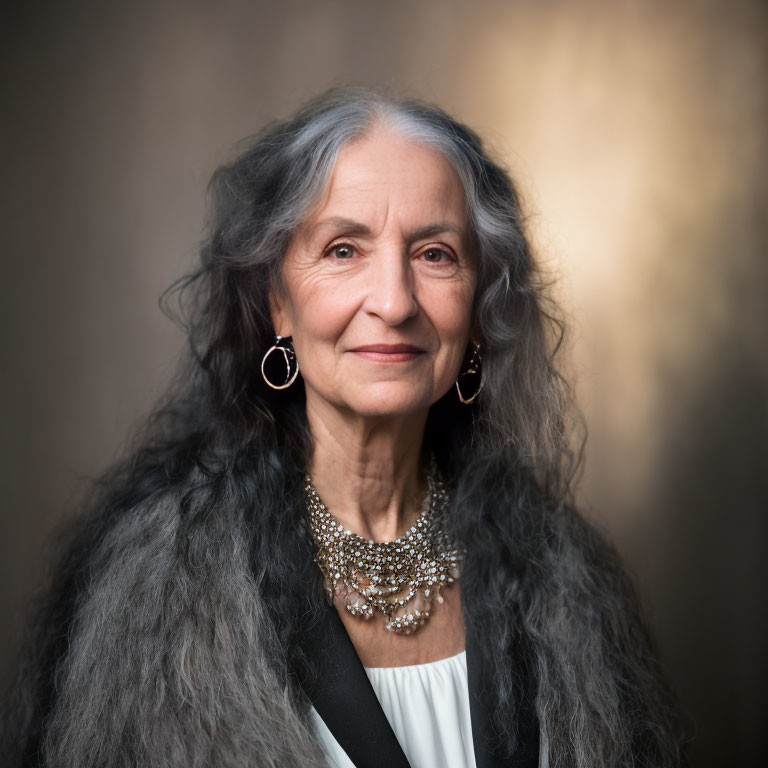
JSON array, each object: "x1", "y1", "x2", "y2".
[{"x1": 305, "y1": 397, "x2": 429, "y2": 542}]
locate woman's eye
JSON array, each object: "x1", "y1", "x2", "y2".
[
  {"x1": 328, "y1": 243, "x2": 355, "y2": 259},
  {"x1": 421, "y1": 248, "x2": 452, "y2": 263}
]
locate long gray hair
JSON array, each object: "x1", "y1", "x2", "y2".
[{"x1": 2, "y1": 87, "x2": 689, "y2": 767}]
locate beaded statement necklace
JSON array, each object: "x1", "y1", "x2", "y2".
[{"x1": 305, "y1": 461, "x2": 464, "y2": 634}]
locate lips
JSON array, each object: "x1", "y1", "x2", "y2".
[
  {"x1": 349, "y1": 343, "x2": 426, "y2": 362},
  {"x1": 351, "y1": 344, "x2": 425, "y2": 353}
]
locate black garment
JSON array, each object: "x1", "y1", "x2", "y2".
[{"x1": 297, "y1": 593, "x2": 540, "y2": 768}]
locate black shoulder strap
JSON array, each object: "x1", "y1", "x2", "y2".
[
  {"x1": 297, "y1": 598, "x2": 412, "y2": 768},
  {"x1": 465, "y1": 621, "x2": 541, "y2": 768}
]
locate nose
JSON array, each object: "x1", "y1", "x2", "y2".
[{"x1": 362, "y1": 248, "x2": 419, "y2": 326}]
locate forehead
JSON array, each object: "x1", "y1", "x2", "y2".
[{"x1": 302, "y1": 129, "x2": 468, "y2": 234}]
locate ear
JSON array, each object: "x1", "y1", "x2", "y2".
[{"x1": 268, "y1": 286, "x2": 293, "y2": 338}]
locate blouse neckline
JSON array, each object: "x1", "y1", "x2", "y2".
[{"x1": 364, "y1": 648, "x2": 466, "y2": 672}]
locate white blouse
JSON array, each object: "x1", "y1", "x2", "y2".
[{"x1": 311, "y1": 650, "x2": 477, "y2": 768}]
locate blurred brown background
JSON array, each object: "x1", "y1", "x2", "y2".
[{"x1": 2, "y1": 0, "x2": 766, "y2": 764}]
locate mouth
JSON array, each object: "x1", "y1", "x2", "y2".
[{"x1": 349, "y1": 344, "x2": 427, "y2": 362}]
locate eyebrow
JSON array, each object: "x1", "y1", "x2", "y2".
[{"x1": 309, "y1": 216, "x2": 465, "y2": 242}]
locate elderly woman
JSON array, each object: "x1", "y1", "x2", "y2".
[{"x1": 2, "y1": 88, "x2": 687, "y2": 767}]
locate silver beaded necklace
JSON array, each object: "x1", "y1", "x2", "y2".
[{"x1": 305, "y1": 460, "x2": 463, "y2": 634}]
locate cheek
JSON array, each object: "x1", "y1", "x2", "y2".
[
  {"x1": 287, "y1": 281, "x2": 355, "y2": 360},
  {"x1": 428, "y1": 290, "x2": 475, "y2": 371},
  {"x1": 431, "y1": 284, "x2": 474, "y2": 341}
]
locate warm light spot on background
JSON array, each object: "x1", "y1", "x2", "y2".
[{"x1": 443, "y1": 2, "x2": 767, "y2": 532}]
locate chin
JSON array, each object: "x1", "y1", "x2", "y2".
[{"x1": 343, "y1": 385, "x2": 435, "y2": 419}]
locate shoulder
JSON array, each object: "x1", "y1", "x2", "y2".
[
  {"x1": 0, "y1": 459, "x2": 192, "y2": 765},
  {"x1": 16, "y1": 458, "x2": 285, "y2": 766}
]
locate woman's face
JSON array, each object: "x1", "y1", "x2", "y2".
[{"x1": 270, "y1": 128, "x2": 477, "y2": 420}]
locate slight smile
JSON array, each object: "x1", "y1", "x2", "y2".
[{"x1": 349, "y1": 344, "x2": 426, "y2": 363}]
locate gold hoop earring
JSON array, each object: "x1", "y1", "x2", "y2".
[
  {"x1": 261, "y1": 335, "x2": 300, "y2": 390},
  {"x1": 456, "y1": 342, "x2": 483, "y2": 404}
]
